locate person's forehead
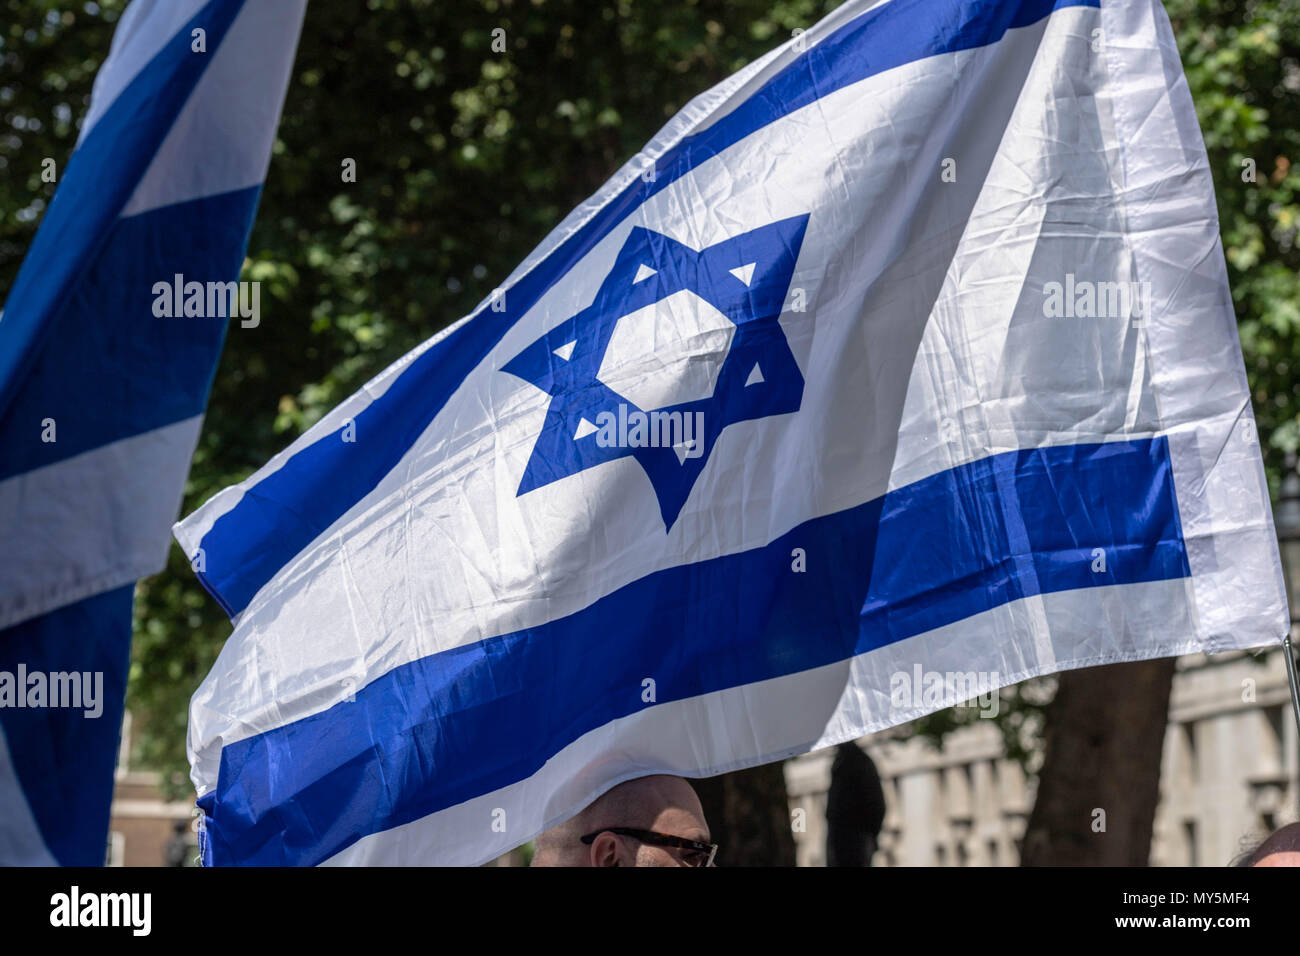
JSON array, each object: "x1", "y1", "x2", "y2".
[{"x1": 651, "y1": 803, "x2": 710, "y2": 843}]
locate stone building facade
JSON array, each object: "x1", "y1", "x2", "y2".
[{"x1": 785, "y1": 645, "x2": 1300, "y2": 866}]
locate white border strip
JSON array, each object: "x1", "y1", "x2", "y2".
[{"x1": 0, "y1": 416, "x2": 203, "y2": 629}]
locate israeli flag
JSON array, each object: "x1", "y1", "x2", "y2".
[
  {"x1": 0, "y1": 0, "x2": 305, "y2": 864},
  {"x1": 177, "y1": 0, "x2": 1289, "y2": 866}
]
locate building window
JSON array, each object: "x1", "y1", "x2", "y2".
[
  {"x1": 106, "y1": 831, "x2": 125, "y2": 867},
  {"x1": 1180, "y1": 722, "x2": 1197, "y2": 783},
  {"x1": 1262, "y1": 705, "x2": 1284, "y2": 776},
  {"x1": 115, "y1": 711, "x2": 133, "y2": 779}
]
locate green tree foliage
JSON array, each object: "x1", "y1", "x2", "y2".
[
  {"x1": 3, "y1": 1, "x2": 1297, "y2": 797},
  {"x1": 1167, "y1": 0, "x2": 1300, "y2": 473}
]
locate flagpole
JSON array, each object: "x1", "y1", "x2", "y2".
[
  {"x1": 1284, "y1": 634, "x2": 1300, "y2": 819},
  {"x1": 1272, "y1": 453, "x2": 1300, "y2": 819}
]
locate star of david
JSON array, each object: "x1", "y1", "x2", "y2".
[{"x1": 502, "y1": 213, "x2": 810, "y2": 529}]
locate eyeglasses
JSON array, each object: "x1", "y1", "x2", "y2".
[{"x1": 580, "y1": 827, "x2": 718, "y2": 867}]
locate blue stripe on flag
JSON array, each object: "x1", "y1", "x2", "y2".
[
  {"x1": 191, "y1": 0, "x2": 1101, "y2": 617},
  {"x1": 646, "y1": 0, "x2": 1099, "y2": 200},
  {"x1": 0, "y1": 0, "x2": 247, "y2": 428},
  {"x1": 0, "y1": 187, "x2": 262, "y2": 481},
  {"x1": 0, "y1": 585, "x2": 132, "y2": 866},
  {"x1": 198, "y1": 436, "x2": 1185, "y2": 865}
]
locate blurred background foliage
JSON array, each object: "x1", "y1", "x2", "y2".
[{"x1": 2, "y1": 0, "x2": 1298, "y2": 795}]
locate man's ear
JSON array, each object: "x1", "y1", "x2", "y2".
[{"x1": 589, "y1": 832, "x2": 621, "y2": 867}]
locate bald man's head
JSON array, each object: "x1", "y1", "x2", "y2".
[
  {"x1": 531, "y1": 775, "x2": 711, "y2": 867},
  {"x1": 1241, "y1": 822, "x2": 1300, "y2": 867}
]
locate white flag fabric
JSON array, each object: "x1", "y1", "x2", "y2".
[{"x1": 176, "y1": 0, "x2": 1288, "y2": 866}]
